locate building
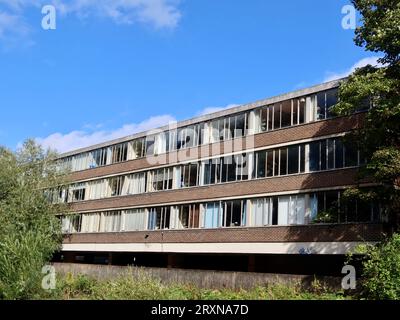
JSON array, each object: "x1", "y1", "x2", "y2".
[{"x1": 53, "y1": 79, "x2": 387, "y2": 275}]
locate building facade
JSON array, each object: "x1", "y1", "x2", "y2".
[{"x1": 53, "y1": 79, "x2": 387, "y2": 275}]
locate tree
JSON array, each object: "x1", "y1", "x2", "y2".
[
  {"x1": 333, "y1": 0, "x2": 400, "y2": 226},
  {"x1": 0, "y1": 140, "x2": 68, "y2": 299}
]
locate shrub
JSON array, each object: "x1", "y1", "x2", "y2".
[{"x1": 359, "y1": 233, "x2": 400, "y2": 300}]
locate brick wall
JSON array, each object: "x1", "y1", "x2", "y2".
[
  {"x1": 63, "y1": 223, "x2": 385, "y2": 244},
  {"x1": 70, "y1": 167, "x2": 363, "y2": 212}
]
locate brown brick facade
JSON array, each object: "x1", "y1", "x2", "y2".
[
  {"x1": 69, "y1": 113, "x2": 365, "y2": 182},
  {"x1": 63, "y1": 223, "x2": 386, "y2": 244},
  {"x1": 70, "y1": 167, "x2": 363, "y2": 212}
]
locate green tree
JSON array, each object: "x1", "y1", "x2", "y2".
[
  {"x1": 333, "y1": 0, "x2": 400, "y2": 226},
  {"x1": 0, "y1": 140, "x2": 68, "y2": 299}
]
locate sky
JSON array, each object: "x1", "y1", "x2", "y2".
[{"x1": 0, "y1": 0, "x2": 382, "y2": 153}]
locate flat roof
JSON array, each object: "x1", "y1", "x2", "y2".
[{"x1": 59, "y1": 78, "x2": 344, "y2": 158}]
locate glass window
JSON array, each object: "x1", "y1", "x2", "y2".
[
  {"x1": 112, "y1": 143, "x2": 128, "y2": 164},
  {"x1": 255, "y1": 151, "x2": 266, "y2": 178},
  {"x1": 299, "y1": 97, "x2": 306, "y2": 124},
  {"x1": 335, "y1": 139, "x2": 344, "y2": 169},
  {"x1": 320, "y1": 140, "x2": 327, "y2": 170},
  {"x1": 235, "y1": 113, "x2": 246, "y2": 138},
  {"x1": 132, "y1": 138, "x2": 145, "y2": 159},
  {"x1": 280, "y1": 148, "x2": 288, "y2": 176},
  {"x1": 189, "y1": 163, "x2": 198, "y2": 187},
  {"x1": 326, "y1": 88, "x2": 338, "y2": 118},
  {"x1": 236, "y1": 154, "x2": 248, "y2": 181},
  {"x1": 124, "y1": 209, "x2": 147, "y2": 231},
  {"x1": 145, "y1": 136, "x2": 155, "y2": 156},
  {"x1": 260, "y1": 107, "x2": 268, "y2": 132},
  {"x1": 110, "y1": 176, "x2": 125, "y2": 196},
  {"x1": 327, "y1": 139, "x2": 335, "y2": 169},
  {"x1": 309, "y1": 141, "x2": 320, "y2": 172},
  {"x1": 273, "y1": 104, "x2": 281, "y2": 129},
  {"x1": 344, "y1": 141, "x2": 358, "y2": 167},
  {"x1": 281, "y1": 100, "x2": 292, "y2": 128},
  {"x1": 292, "y1": 99, "x2": 299, "y2": 125},
  {"x1": 317, "y1": 92, "x2": 326, "y2": 120},
  {"x1": 92, "y1": 148, "x2": 108, "y2": 167},
  {"x1": 288, "y1": 145, "x2": 299, "y2": 174},
  {"x1": 266, "y1": 151, "x2": 274, "y2": 177}
]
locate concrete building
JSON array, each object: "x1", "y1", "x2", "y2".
[{"x1": 53, "y1": 79, "x2": 386, "y2": 275}]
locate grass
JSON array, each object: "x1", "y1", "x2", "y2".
[{"x1": 39, "y1": 271, "x2": 350, "y2": 300}]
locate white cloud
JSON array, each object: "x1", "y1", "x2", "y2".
[
  {"x1": 324, "y1": 56, "x2": 383, "y2": 82},
  {"x1": 36, "y1": 114, "x2": 176, "y2": 153},
  {"x1": 0, "y1": 0, "x2": 182, "y2": 41},
  {"x1": 197, "y1": 104, "x2": 239, "y2": 116},
  {"x1": 0, "y1": 10, "x2": 29, "y2": 38}
]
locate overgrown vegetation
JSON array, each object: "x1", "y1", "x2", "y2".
[
  {"x1": 355, "y1": 233, "x2": 400, "y2": 300},
  {"x1": 39, "y1": 272, "x2": 348, "y2": 301},
  {"x1": 0, "y1": 140, "x2": 67, "y2": 300}
]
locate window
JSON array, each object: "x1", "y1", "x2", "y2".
[
  {"x1": 292, "y1": 97, "x2": 306, "y2": 125},
  {"x1": 326, "y1": 88, "x2": 338, "y2": 118},
  {"x1": 250, "y1": 198, "x2": 274, "y2": 226},
  {"x1": 204, "y1": 202, "x2": 222, "y2": 228},
  {"x1": 88, "y1": 179, "x2": 108, "y2": 200},
  {"x1": 111, "y1": 143, "x2": 128, "y2": 164},
  {"x1": 132, "y1": 138, "x2": 145, "y2": 159},
  {"x1": 281, "y1": 100, "x2": 292, "y2": 128},
  {"x1": 148, "y1": 168, "x2": 173, "y2": 192},
  {"x1": 273, "y1": 104, "x2": 281, "y2": 129},
  {"x1": 80, "y1": 213, "x2": 101, "y2": 233},
  {"x1": 123, "y1": 209, "x2": 147, "y2": 231},
  {"x1": 91, "y1": 148, "x2": 108, "y2": 168},
  {"x1": 100, "y1": 211, "x2": 122, "y2": 232},
  {"x1": 61, "y1": 215, "x2": 81, "y2": 233},
  {"x1": 70, "y1": 183, "x2": 86, "y2": 202},
  {"x1": 173, "y1": 204, "x2": 200, "y2": 229},
  {"x1": 309, "y1": 138, "x2": 358, "y2": 172},
  {"x1": 223, "y1": 200, "x2": 246, "y2": 227},
  {"x1": 317, "y1": 91, "x2": 327, "y2": 120},
  {"x1": 234, "y1": 113, "x2": 246, "y2": 138},
  {"x1": 309, "y1": 141, "x2": 320, "y2": 171},
  {"x1": 126, "y1": 172, "x2": 146, "y2": 195},
  {"x1": 148, "y1": 207, "x2": 171, "y2": 230},
  {"x1": 179, "y1": 163, "x2": 199, "y2": 188},
  {"x1": 317, "y1": 88, "x2": 338, "y2": 120},
  {"x1": 236, "y1": 154, "x2": 248, "y2": 181},
  {"x1": 110, "y1": 176, "x2": 125, "y2": 197},
  {"x1": 335, "y1": 139, "x2": 344, "y2": 169},
  {"x1": 288, "y1": 145, "x2": 299, "y2": 174},
  {"x1": 253, "y1": 151, "x2": 266, "y2": 179},
  {"x1": 278, "y1": 195, "x2": 305, "y2": 225},
  {"x1": 145, "y1": 135, "x2": 156, "y2": 156},
  {"x1": 260, "y1": 107, "x2": 270, "y2": 132},
  {"x1": 279, "y1": 148, "x2": 288, "y2": 176}
]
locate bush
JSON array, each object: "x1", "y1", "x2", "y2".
[
  {"x1": 0, "y1": 140, "x2": 67, "y2": 300},
  {"x1": 359, "y1": 233, "x2": 400, "y2": 300}
]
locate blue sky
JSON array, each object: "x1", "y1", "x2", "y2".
[{"x1": 0, "y1": 0, "x2": 380, "y2": 153}]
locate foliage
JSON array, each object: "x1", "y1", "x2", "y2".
[
  {"x1": 332, "y1": 0, "x2": 400, "y2": 221},
  {"x1": 43, "y1": 272, "x2": 347, "y2": 301},
  {"x1": 356, "y1": 233, "x2": 400, "y2": 299},
  {"x1": 0, "y1": 140, "x2": 68, "y2": 300}
]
